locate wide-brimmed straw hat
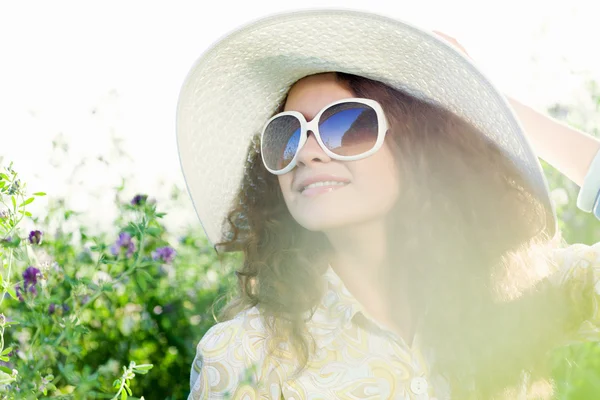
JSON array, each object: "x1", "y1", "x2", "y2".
[{"x1": 175, "y1": 7, "x2": 557, "y2": 249}]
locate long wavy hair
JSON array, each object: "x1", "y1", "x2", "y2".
[{"x1": 213, "y1": 71, "x2": 592, "y2": 399}]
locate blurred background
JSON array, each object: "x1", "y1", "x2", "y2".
[{"x1": 2, "y1": 1, "x2": 600, "y2": 399}]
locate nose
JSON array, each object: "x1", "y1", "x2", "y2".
[{"x1": 296, "y1": 130, "x2": 331, "y2": 167}]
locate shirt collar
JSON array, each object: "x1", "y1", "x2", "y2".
[
  {"x1": 308, "y1": 263, "x2": 423, "y2": 351},
  {"x1": 304, "y1": 264, "x2": 370, "y2": 348}
]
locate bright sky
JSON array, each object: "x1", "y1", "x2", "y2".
[{"x1": 1, "y1": 0, "x2": 599, "y2": 236}]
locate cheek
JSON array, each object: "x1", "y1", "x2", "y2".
[
  {"x1": 277, "y1": 174, "x2": 294, "y2": 200},
  {"x1": 353, "y1": 146, "x2": 400, "y2": 200}
]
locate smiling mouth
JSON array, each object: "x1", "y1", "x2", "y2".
[{"x1": 300, "y1": 181, "x2": 349, "y2": 195}]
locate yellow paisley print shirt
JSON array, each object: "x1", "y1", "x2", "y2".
[{"x1": 188, "y1": 242, "x2": 600, "y2": 399}]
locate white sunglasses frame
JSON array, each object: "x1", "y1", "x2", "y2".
[{"x1": 259, "y1": 97, "x2": 390, "y2": 175}]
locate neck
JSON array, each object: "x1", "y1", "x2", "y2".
[
  {"x1": 324, "y1": 218, "x2": 416, "y2": 347},
  {"x1": 325, "y1": 218, "x2": 389, "y2": 290}
]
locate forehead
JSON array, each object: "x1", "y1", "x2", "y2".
[{"x1": 283, "y1": 73, "x2": 354, "y2": 121}]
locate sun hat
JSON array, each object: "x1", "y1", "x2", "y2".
[{"x1": 175, "y1": 7, "x2": 558, "y2": 249}]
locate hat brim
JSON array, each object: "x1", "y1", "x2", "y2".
[{"x1": 176, "y1": 7, "x2": 557, "y2": 247}]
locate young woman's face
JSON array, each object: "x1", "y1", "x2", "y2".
[{"x1": 276, "y1": 73, "x2": 401, "y2": 232}]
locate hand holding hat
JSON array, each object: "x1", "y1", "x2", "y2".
[
  {"x1": 432, "y1": 31, "x2": 471, "y2": 60},
  {"x1": 428, "y1": 30, "x2": 600, "y2": 217}
]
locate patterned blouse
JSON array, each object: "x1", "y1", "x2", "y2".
[{"x1": 188, "y1": 242, "x2": 600, "y2": 399}]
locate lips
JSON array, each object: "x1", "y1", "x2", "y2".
[{"x1": 295, "y1": 174, "x2": 351, "y2": 192}]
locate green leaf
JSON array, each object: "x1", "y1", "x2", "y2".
[
  {"x1": 125, "y1": 385, "x2": 132, "y2": 396},
  {"x1": 1, "y1": 236, "x2": 20, "y2": 249},
  {"x1": 1, "y1": 347, "x2": 13, "y2": 356},
  {"x1": 0, "y1": 173, "x2": 8, "y2": 181},
  {"x1": 57, "y1": 346, "x2": 70, "y2": 356},
  {"x1": 133, "y1": 364, "x2": 153, "y2": 374},
  {"x1": 99, "y1": 256, "x2": 114, "y2": 265},
  {"x1": 6, "y1": 286, "x2": 17, "y2": 300},
  {"x1": 33, "y1": 192, "x2": 46, "y2": 196},
  {"x1": 146, "y1": 227, "x2": 162, "y2": 238},
  {"x1": 20, "y1": 197, "x2": 34, "y2": 207},
  {"x1": 138, "y1": 269, "x2": 154, "y2": 283},
  {"x1": 113, "y1": 379, "x2": 121, "y2": 389},
  {"x1": 11, "y1": 196, "x2": 16, "y2": 209},
  {"x1": 121, "y1": 389, "x2": 127, "y2": 400},
  {"x1": 0, "y1": 365, "x2": 12, "y2": 374},
  {"x1": 0, "y1": 356, "x2": 8, "y2": 362},
  {"x1": 24, "y1": 211, "x2": 32, "y2": 217},
  {"x1": 135, "y1": 271, "x2": 148, "y2": 292}
]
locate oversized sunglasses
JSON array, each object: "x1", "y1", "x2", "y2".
[{"x1": 260, "y1": 97, "x2": 390, "y2": 175}]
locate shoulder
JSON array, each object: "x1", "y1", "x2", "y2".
[
  {"x1": 190, "y1": 306, "x2": 269, "y2": 397},
  {"x1": 551, "y1": 241, "x2": 600, "y2": 265},
  {"x1": 196, "y1": 306, "x2": 268, "y2": 360},
  {"x1": 549, "y1": 241, "x2": 600, "y2": 285}
]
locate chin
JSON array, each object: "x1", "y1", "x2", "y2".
[{"x1": 294, "y1": 213, "x2": 358, "y2": 232}]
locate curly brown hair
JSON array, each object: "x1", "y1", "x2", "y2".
[{"x1": 212, "y1": 71, "x2": 591, "y2": 399}]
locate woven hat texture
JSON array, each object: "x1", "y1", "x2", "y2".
[{"x1": 176, "y1": 7, "x2": 557, "y2": 247}]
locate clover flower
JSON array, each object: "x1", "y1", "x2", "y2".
[
  {"x1": 13, "y1": 267, "x2": 41, "y2": 302},
  {"x1": 48, "y1": 302, "x2": 70, "y2": 315},
  {"x1": 28, "y1": 230, "x2": 43, "y2": 245},
  {"x1": 14, "y1": 283, "x2": 37, "y2": 302},
  {"x1": 80, "y1": 295, "x2": 90, "y2": 305},
  {"x1": 152, "y1": 246, "x2": 176, "y2": 264},
  {"x1": 15, "y1": 284, "x2": 24, "y2": 301},
  {"x1": 23, "y1": 266, "x2": 41, "y2": 287},
  {"x1": 131, "y1": 194, "x2": 148, "y2": 206},
  {"x1": 110, "y1": 232, "x2": 135, "y2": 258}
]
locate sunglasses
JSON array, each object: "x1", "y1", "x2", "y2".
[{"x1": 260, "y1": 97, "x2": 390, "y2": 175}]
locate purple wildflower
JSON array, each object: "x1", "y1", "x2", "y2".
[
  {"x1": 16, "y1": 284, "x2": 34, "y2": 300},
  {"x1": 28, "y1": 230, "x2": 43, "y2": 245},
  {"x1": 62, "y1": 303, "x2": 70, "y2": 313},
  {"x1": 131, "y1": 194, "x2": 148, "y2": 206},
  {"x1": 110, "y1": 232, "x2": 136, "y2": 258},
  {"x1": 27, "y1": 285, "x2": 37, "y2": 297},
  {"x1": 48, "y1": 303, "x2": 56, "y2": 314},
  {"x1": 23, "y1": 266, "x2": 41, "y2": 287},
  {"x1": 14, "y1": 284, "x2": 23, "y2": 302},
  {"x1": 152, "y1": 246, "x2": 176, "y2": 264}
]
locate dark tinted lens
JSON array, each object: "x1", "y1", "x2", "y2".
[
  {"x1": 319, "y1": 102, "x2": 378, "y2": 156},
  {"x1": 262, "y1": 115, "x2": 301, "y2": 170}
]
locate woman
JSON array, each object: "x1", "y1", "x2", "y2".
[{"x1": 176, "y1": 9, "x2": 600, "y2": 399}]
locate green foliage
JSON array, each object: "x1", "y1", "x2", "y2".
[
  {"x1": 0, "y1": 162, "x2": 239, "y2": 399},
  {"x1": 543, "y1": 79, "x2": 600, "y2": 399}
]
